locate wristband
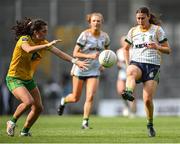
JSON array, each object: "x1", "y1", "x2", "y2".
[
  {"x1": 157, "y1": 45, "x2": 162, "y2": 51},
  {"x1": 71, "y1": 58, "x2": 78, "y2": 64},
  {"x1": 47, "y1": 46, "x2": 53, "y2": 50}
]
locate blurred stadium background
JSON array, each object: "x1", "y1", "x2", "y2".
[{"x1": 0, "y1": 0, "x2": 180, "y2": 116}]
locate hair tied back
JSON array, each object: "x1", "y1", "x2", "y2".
[{"x1": 27, "y1": 21, "x2": 32, "y2": 26}]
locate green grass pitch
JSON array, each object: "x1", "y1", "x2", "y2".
[{"x1": 0, "y1": 115, "x2": 180, "y2": 143}]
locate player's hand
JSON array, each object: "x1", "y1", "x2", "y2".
[
  {"x1": 47, "y1": 39, "x2": 62, "y2": 47},
  {"x1": 147, "y1": 42, "x2": 159, "y2": 50},
  {"x1": 76, "y1": 60, "x2": 89, "y2": 70}
]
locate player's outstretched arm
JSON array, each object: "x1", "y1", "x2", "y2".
[
  {"x1": 49, "y1": 46, "x2": 89, "y2": 70},
  {"x1": 21, "y1": 39, "x2": 62, "y2": 53}
]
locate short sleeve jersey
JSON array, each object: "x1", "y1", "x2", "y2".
[
  {"x1": 7, "y1": 35, "x2": 49, "y2": 80},
  {"x1": 125, "y1": 24, "x2": 168, "y2": 65},
  {"x1": 116, "y1": 48, "x2": 132, "y2": 71},
  {"x1": 71, "y1": 29, "x2": 110, "y2": 77}
]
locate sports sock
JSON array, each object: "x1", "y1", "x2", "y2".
[
  {"x1": 147, "y1": 118, "x2": 153, "y2": 125},
  {"x1": 82, "y1": 118, "x2": 89, "y2": 125},
  {"x1": 126, "y1": 87, "x2": 133, "y2": 93},
  {"x1": 10, "y1": 117, "x2": 17, "y2": 123},
  {"x1": 83, "y1": 118, "x2": 89, "y2": 121},
  {"x1": 61, "y1": 97, "x2": 66, "y2": 105},
  {"x1": 22, "y1": 127, "x2": 30, "y2": 133}
]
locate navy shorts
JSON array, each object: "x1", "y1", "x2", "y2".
[
  {"x1": 75, "y1": 75, "x2": 99, "y2": 81},
  {"x1": 130, "y1": 61, "x2": 160, "y2": 83}
]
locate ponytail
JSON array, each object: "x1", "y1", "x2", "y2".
[
  {"x1": 149, "y1": 13, "x2": 161, "y2": 25},
  {"x1": 12, "y1": 17, "x2": 47, "y2": 41},
  {"x1": 136, "y1": 7, "x2": 161, "y2": 26}
]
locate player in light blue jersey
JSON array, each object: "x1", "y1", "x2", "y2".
[
  {"x1": 58, "y1": 12, "x2": 110, "y2": 129},
  {"x1": 122, "y1": 7, "x2": 171, "y2": 137}
]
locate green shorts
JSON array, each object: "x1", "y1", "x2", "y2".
[{"x1": 6, "y1": 76, "x2": 37, "y2": 92}]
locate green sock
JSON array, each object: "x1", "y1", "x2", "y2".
[
  {"x1": 83, "y1": 118, "x2": 89, "y2": 121},
  {"x1": 126, "y1": 87, "x2": 133, "y2": 93},
  {"x1": 147, "y1": 118, "x2": 153, "y2": 125},
  {"x1": 10, "y1": 117, "x2": 17, "y2": 123},
  {"x1": 22, "y1": 127, "x2": 30, "y2": 133}
]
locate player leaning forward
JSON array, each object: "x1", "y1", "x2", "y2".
[
  {"x1": 58, "y1": 12, "x2": 110, "y2": 129},
  {"x1": 6, "y1": 17, "x2": 88, "y2": 136},
  {"x1": 122, "y1": 7, "x2": 171, "y2": 137}
]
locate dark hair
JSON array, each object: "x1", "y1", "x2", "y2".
[
  {"x1": 12, "y1": 17, "x2": 47, "y2": 41},
  {"x1": 136, "y1": 7, "x2": 161, "y2": 25}
]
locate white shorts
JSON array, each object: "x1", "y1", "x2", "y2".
[{"x1": 118, "y1": 70, "x2": 126, "y2": 81}]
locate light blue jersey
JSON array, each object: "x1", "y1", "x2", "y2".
[
  {"x1": 117, "y1": 48, "x2": 132, "y2": 80},
  {"x1": 71, "y1": 29, "x2": 110, "y2": 77}
]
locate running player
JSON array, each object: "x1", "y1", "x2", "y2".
[{"x1": 57, "y1": 12, "x2": 110, "y2": 129}]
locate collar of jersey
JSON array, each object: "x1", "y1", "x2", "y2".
[{"x1": 139, "y1": 24, "x2": 151, "y2": 32}]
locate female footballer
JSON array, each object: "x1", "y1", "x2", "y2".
[
  {"x1": 122, "y1": 7, "x2": 171, "y2": 137},
  {"x1": 6, "y1": 17, "x2": 88, "y2": 136},
  {"x1": 57, "y1": 12, "x2": 110, "y2": 129}
]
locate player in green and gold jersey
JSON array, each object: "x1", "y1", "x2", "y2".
[{"x1": 6, "y1": 17, "x2": 88, "y2": 137}]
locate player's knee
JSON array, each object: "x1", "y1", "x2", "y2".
[
  {"x1": 24, "y1": 99, "x2": 34, "y2": 107},
  {"x1": 86, "y1": 95, "x2": 94, "y2": 102},
  {"x1": 127, "y1": 73, "x2": 135, "y2": 80},
  {"x1": 34, "y1": 104, "x2": 44, "y2": 114},
  {"x1": 127, "y1": 69, "x2": 138, "y2": 79},
  {"x1": 86, "y1": 98, "x2": 93, "y2": 103},
  {"x1": 144, "y1": 98, "x2": 152, "y2": 106}
]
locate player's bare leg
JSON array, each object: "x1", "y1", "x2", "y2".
[
  {"x1": 143, "y1": 80, "x2": 157, "y2": 137},
  {"x1": 20, "y1": 87, "x2": 43, "y2": 136},
  {"x1": 82, "y1": 78, "x2": 99, "y2": 129},
  {"x1": 58, "y1": 76, "x2": 84, "y2": 115},
  {"x1": 7, "y1": 87, "x2": 34, "y2": 136}
]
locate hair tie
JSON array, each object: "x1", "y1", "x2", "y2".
[{"x1": 27, "y1": 21, "x2": 32, "y2": 26}]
